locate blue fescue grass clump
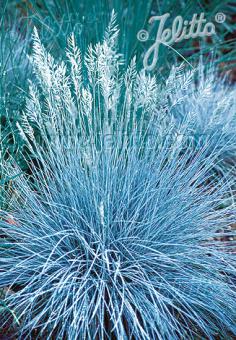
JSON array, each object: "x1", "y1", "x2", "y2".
[
  {"x1": 1, "y1": 13, "x2": 236, "y2": 339},
  {"x1": 1, "y1": 117, "x2": 236, "y2": 339}
]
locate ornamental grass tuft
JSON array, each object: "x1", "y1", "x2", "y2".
[{"x1": 0, "y1": 12, "x2": 236, "y2": 339}]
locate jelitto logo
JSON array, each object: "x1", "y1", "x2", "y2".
[{"x1": 137, "y1": 12, "x2": 226, "y2": 71}]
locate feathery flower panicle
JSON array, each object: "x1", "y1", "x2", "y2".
[
  {"x1": 1, "y1": 13, "x2": 236, "y2": 339},
  {"x1": 17, "y1": 11, "x2": 168, "y2": 161}
]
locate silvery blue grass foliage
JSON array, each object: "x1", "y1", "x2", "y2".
[
  {"x1": 2, "y1": 116, "x2": 236, "y2": 339},
  {"x1": 167, "y1": 63, "x2": 236, "y2": 175},
  {"x1": 1, "y1": 12, "x2": 236, "y2": 339}
]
